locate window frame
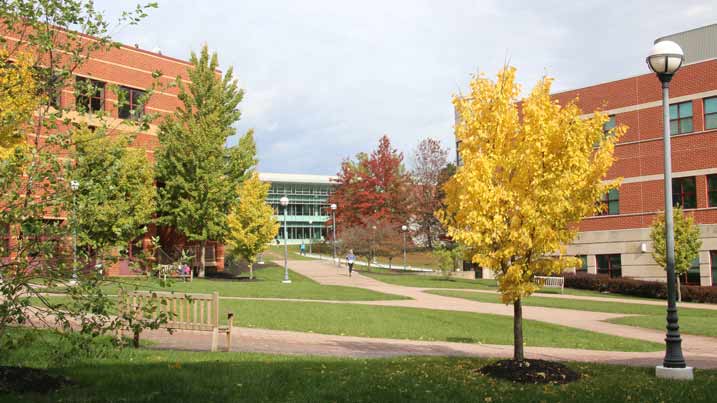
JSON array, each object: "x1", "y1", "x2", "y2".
[
  {"x1": 705, "y1": 97, "x2": 717, "y2": 130},
  {"x1": 672, "y1": 177, "x2": 697, "y2": 209},
  {"x1": 680, "y1": 257, "x2": 702, "y2": 285},
  {"x1": 669, "y1": 101, "x2": 693, "y2": 135},
  {"x1": 74, "y1": 76, "x2": 106, "y2": 114},
  {"x1": 708, "y1": 175, "x2": 717, "y2": 208},
  {"x1": 597, "y1": 189, "x2": 620, "y2": 216},
  {"x1": 117, "y1": 86, "x2": 146, "y2": 120},
  {"x1": 596, "y1": 254, "x2": 622, "y2": 278}
]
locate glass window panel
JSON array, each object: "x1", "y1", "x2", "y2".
[
  {"x1": 670, "y1": 104, "x2": 678, "y2": 119},
  {"x1": 679, "y1": 101, "x2": 693, "y2": 117},
  {"x1": 711, "y1": 251, "x2": 717, "y2": 286},
  {"x1": 706, "y1": 114, "x2": 717, "y2": 130},
  {"x1": 680, "y1": 118, "x2": 693, "y2": 133},
  {"x1": 577, "y1": 255, "x2": 588, "y2": 272},
  {"x1": 705, "y1": 98, "x2": 717, "y2": 114},
  {"x1": 670, "y1": 120, "x2": 678, "y2": 135},
  {"x1": 687, "y1": 258, "x2": 701, "y2": 284},
  {"x1": 608, "y1": 200, "x2": 619, "y2": 215},
  {"x1": 683, "y1": 177, "x2": 696, "y2": 192},
  {"x1": 709, "y1": 176, "x2": 717, "y2": 207}
]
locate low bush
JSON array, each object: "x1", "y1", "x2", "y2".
[{"x1": 563, "y1": 273, "x2": 717, "y2": 303}]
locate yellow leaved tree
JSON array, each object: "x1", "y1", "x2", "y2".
[
  {"x1": 0, "y1": 50, "x2": 38, "y2": 158},
  {"x1": 437, "y1": 67, "x2": 624, "y2": 362},
  {"x1": 227, "y1": 172, "x2": 279, "y2": 279}
]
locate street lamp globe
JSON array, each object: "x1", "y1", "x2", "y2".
[
  {"x1": 70, "y1": 180, "x2": 80, "y2": 191},
  {"x1": 646, "y1": 41, "x2": 684, "y2": 78},
  {"x1": 280, "y1": 196, "x2": 289, "y2": 207},
  {"x1": 330, "y1": 203, "x2": 337, "y2": 211},
  {"x1": 401, "y1": 225, "x2": 408, "y2": 232}
]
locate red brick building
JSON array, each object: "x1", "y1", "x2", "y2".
[
  {"x1": 554, "y1": 26, "x2": 717, "y2": 286},
  {"x1": 1, "y1": 32, "x2": 225, "y2": 276}
]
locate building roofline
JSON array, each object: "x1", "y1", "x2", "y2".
[
  {"x1": 655, "y1": 23, "x2": 717, "y2": 43},
  {"x1": 550, "y1": 57, "x2": 717, "y2": 98},
  {"x1": 258, "y1": 172, "x2": 338, "y2": 184}
]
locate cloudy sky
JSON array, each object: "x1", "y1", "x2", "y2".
[{"x1": 99, "y1": 0, "x2": 715, "y2": 175}]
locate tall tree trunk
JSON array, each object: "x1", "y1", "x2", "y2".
[
  {"x1": 677, "y1": 276, "x2": 682, "y2": 303},
  {"x1": 513, "y1": 298, "x2": 524, "y2": 362},
  {"x1": 389, "y1": 257, "x2": 392, "y2": 269},
  {"x1": 249, "y1": 262, "x2": 253, "y2": 280},
  {"x1": 426, "y1": 226, "x2": 433, "y2": 250},
  {"x1": 199, "y1": 240, "x2": 206, "y2": 278}
]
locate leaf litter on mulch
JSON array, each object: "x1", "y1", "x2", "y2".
[{"x1": 479, "y1": 359, "x2": 580, "y2": 384}]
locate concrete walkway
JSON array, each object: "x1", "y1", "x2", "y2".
[
  {"x1": 142, "y1": 258, "x2": 716, "y2": 368},
  {"x1": 279, "y1": 258, "x2": 717, "y2": 358}
]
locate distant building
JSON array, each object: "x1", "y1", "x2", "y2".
[{"x1": 259, "y1": 173, "x2": 338, "y2": 245}]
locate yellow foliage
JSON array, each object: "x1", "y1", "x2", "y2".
[
  {"x1": 226, "y1": 172, "x2": 279, "y2": 266},
  {"x1": 437, "y1": 67, "x2": 624, "y2": 304},
  {"x1": 0, "y1": 50, "x2": 38, "y2": 158}
]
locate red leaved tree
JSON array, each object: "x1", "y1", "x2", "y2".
[
  {"x1": 409, "y1": 138, "x2": 449, "y2": 249},
  {"x1": 328, "y1": 135, "x2": 411, "y2": 235}
]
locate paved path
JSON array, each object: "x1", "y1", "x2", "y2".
[
  {"x1": 144, "y1": 327, "x2": 717, "y2": 369},
  {"x1": 279, "y1": 259, "x2": 717, "y2": 358},
  {"x1": 142, "y1": 258, "x2": 716, "y2": 368}
]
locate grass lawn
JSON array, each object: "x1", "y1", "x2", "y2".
[
  {"x1": 429, "y1": 290, "x2": 717, "y2": 338},
  {"x1": 363, "y1": 271, "x2": 666, "y2": 301},
  {"x1": 2, "y1": 335, "x2": 715, "y2": 403},
  {"x1": 220, "y1": 300, "x2": 661, "y2": 352},
  {"x1": 362, "y1": 271, "x2": 498, "y2": 290},
  {"x1": 47, "y1": 264, "x2": 406, "y2": 302},
  {"x1": 608, "y1": 315, "x2": 717, "y2": 338}
]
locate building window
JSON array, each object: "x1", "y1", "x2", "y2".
[
  {"x1": 597, "y1": 189, "x2": 619, "y2": 215},
  {"x1": 75, "y1": 76, "x2": 105, "y2": 113},
  {"x1": 669, "y1": 101, "x2": 693, "y2": 135},
  {"x1": 708, "y1": 175, "x2": 717, "y2": 208},
  {"x1": 603, "y1": 115, "x2": 616, "y2": 134},
  {"x1": 672, "y1": 177, "x2": 697, "y2": 209},
  {"x1": 680, "y1": 257, "x2": 701, "y2": 285},
  {"x1": 576, "y1": 255, "x2": 588, "y2": 272},
  {"x1": 118, "y1": 86, "x2": 146, "y2": 120},
  {"x1": 596, "y1": 254, "x2": 622, "y2": 278},
  {"x1": 705, "y1": 97, "x2": 717, "y2": 130},
  {"x1": 711, "y1": 251, "x2": 717, "y2": 287},
  {"x1": 456, "y1": 140, "x2": 463, "y2": 166}
]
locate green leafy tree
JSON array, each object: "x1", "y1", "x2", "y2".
[
  {"x1": 650, "y1": 207, "x2": 702, "y2": 301},
  {"x1": 156, "y1": 45, "x2": 256, "y2": 277},
  {"x1": 69, "y1": 126, "x2": 156, "y2": 268},
  {"x1": 0, "y1": 0, "x2": 163, "y2": 355},
  {"x1": 226, "y1": 173, "x2": 279, "y2": 280}
]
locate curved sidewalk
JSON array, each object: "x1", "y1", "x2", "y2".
[{"x1": 280, "y1": 258, "x2": 717, "y2": 359}]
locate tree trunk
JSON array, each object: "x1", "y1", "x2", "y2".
[
  {"x1": 677, "y1": 276, "x2": 682, "y2": 303},
  {"x1": 133, "y1": 330, "x2": 140, "y2": 348},
  {"x1": 388, "y1": 257, "x2": 392, "y2": 269},
  {"x1": 199, "y1": 241, "x2": 206, "y2": 278},
  {"x1": 513, "y1": 298, "x2": 524, "y2": 362},
  {"x1": 249, "y1": 262, "x2": 253, "y2": 280}
]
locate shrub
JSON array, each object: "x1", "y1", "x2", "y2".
[{"x1": 563, "y1": 273, "x2": 717, "y2": 303}]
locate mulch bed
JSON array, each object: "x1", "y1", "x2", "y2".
[
  {"x1": 479, "y1": 359, "x2": 580, "y2": 384},
  {"x1": 0, "y1": 366, "x2": 74, "y2": 394}
]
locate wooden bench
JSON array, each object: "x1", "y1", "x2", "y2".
[
  {"x1": 534, "y1": 276, "x2": 564, "y2": 293},
  {"x1": 156, "y1": 264, "x2": 193, "y2": 282},
  {"x1": 118, "y1": 290, "x2": 233, "y2": 352}
]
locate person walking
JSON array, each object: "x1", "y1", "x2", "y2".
[
  {"x1": 346, "y1": 249, "x2": 356, "y2": 277},
  {"x1": 300, "y1": 242, "x2": 306, "y2": 256}
]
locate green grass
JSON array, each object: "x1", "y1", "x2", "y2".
[
  {"x1": 220, "y1": 300, "x2": 661, "y2": 352},
  {"x1": 429, "y1": 290, "x2": 717, "y2": 338},
  {"x1": 46, "y1": 265, "x2": 406, "y2": 302},
  {"x1": 362, "y1": 271, "x2": 499, "y2": 289},
  {"x1": 608, "y1": 315, "x2": 717, "y2": 338},
  {"x1": 2, "y1": 333, "x2": 715, "y2": 403}
]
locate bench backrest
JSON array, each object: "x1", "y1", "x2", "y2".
[
  {"x1": 119, "y1": 290, "x2": 219, "y2": 331},
  {"x1": 534, "y1": 276, "x2": 564, "y2": 287}
]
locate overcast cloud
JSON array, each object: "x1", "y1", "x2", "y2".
[{"x1": 99, "y1": 0, "x2": 715, "y2": 175}]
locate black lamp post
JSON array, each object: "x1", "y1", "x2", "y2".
[{"x1": 646, "y1": 40, "x2": 693, "y2": 380}]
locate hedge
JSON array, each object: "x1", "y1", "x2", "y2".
[{"x1": 563, "y1": 273, "x2": 717, "y2": 304}]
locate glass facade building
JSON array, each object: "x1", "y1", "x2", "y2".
[{"x1": 259, "y1": 173, "x2": 337, "y2": 245}]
